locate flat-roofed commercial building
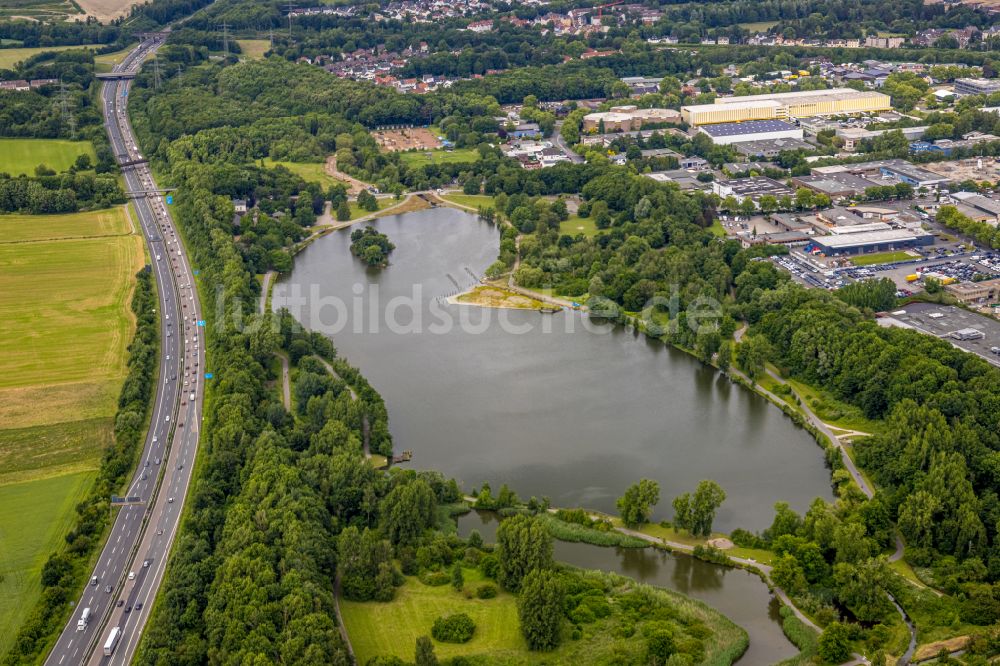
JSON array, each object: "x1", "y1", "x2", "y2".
[
  {"x1": 582, "y1": 106, "x2": 682, "y2": 132},
  {"x1": 682, "y1": 88, "x2": 892, "y2": 126},
  {"x1": 945, "y1": 278, "x2": 1000, "y2": 304},
  {"x1": 954, "y1": 78, "x2": 1000, "y2": 96},
  {"x1": 697, "y1": 119, "x2": 804, "y2": 145},
  {"x1": 811, "y1": 228, "x2": 934, "y2": 255}
]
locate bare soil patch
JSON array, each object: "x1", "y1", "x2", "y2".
[{"x1": 374, "y1": 127, "x2": 442, "y2": 152}]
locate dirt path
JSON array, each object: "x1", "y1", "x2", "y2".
[
  {"x1": 277, "y1": 351, "x2": 291, "y2": 411},
  {"x1": 325, "y1": 155, "x2": 370, "y2": 196},
  {"x1": 260, "y1": 271, "x2": 274, "y2": 314}
]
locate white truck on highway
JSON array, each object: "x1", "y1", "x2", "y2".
[
  {"x1": 77, "y1": 607, "x2": 91, "y2": 631},
  {"x1": 103, "y1": 626, "x2": 121, "y2": 656}
]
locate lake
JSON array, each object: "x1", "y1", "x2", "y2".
[{"x1": 274, "y1": 206, "x2": 834, "y2": 532}]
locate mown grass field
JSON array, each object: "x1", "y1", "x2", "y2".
[
  {"x1": 0, "y1": 207, "x2": 142, "y2": 652},
  {"x1": 342, "y1": 568, "x2": 522, "y2": 663},
  {"x1": 441, "y1": 193, "x2": 495, "y2": 210},
  {"x1": 558, "y1": 215, "x2": 600, "y2": 238},
  {"x1": 262, "y1": 157, "x2": 342, "y2": 189},
  {"x1": 0, "y1": 471, "x2": 95, "y2": 657},
  {"x1": 399, "y1": 148, "x2": 479, "y2": 167},
  {"x1": 237, "y1": 39, "x2": 270, "y2": 59},
  {"x1": 0, "y1": 138, "x2": 96, "y2": 176}
]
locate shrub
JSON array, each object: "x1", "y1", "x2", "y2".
[
  {"x1": 569, "y1": 604, "x2": 596, "y2": 624},
  {"x1": 476, "y1": 583, "x2": 497, "y2": 599},
  {"x1": 419, "y1": 571, "x2": 451, "y2": 587},
  {"x1": 432, "y1": 613, "x2": 476, "y2": 643}
]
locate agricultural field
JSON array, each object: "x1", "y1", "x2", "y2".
[
  {"x1": 0, "y1": 206, "x2": 143, "y2": 652},
  {"x1": 399, "y1": 148, "x2": 479, "y2": 168},
  {"x1": 0, "y1": 138, "x2": 96, "y2": 177},
  {"x1": 75, "y1": 0, "x2": 138, "y2": 21},
  {"x1": 0, "y1": 0, "x2": 82, "y2": 23},
  {"x1": 0, "y1": 471, "x2": 94, "y2": 657},
  {"x1": 0, "y1": 45, "x2": 93, "y2": 69},
  {"x1": 236, "y1": 39, "x2": 270, "y2": 60}
]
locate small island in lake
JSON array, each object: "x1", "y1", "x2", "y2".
[{"x1": 350, "y1": 226, "x2": 395, "y2": 267}]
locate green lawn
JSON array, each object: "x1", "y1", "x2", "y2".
[
  {"x1": 558, "y1": 215, "x2": 600, "y2": 238},
  {"x1": 343, "y1": 566, "x2": 747, "y2": 665},
  {"x1": 399, "y1": 148, "x2": 479, "y2": 168},
  {"x1": 441, "y1": 193, "x2": 495, "y2": 210},
  {"x1": 851, "y1": 250, "x2": 918, "y2": 266},
  {"x1": 342, "y1": 568, "x2": 522, "y2": 663},
  {"x1": 737, "y1": 21, "x2": 779, "y2": 32},
  {"x1": 708, "y1": 219, "x2": 726, "y2": 237},
  {"x1": 236, "y1": 39, "x2": 270, "y2": 59},
  {"x1": 262, "y1": 157, "x2": 344, "y2": 190},
  {"x1": 0, "y1": 45, "x2": 93, "y2": 69},
  {"x1": 0, "y1": 138, "x2": 96, "y2": 176},
  {"x1": 0, "y1": 471, "x2": 96, "y2": 657}
]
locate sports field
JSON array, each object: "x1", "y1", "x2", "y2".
[
  {"x1": 0, "y1": 138, "x2": 96, "y2": 176},
  {"x1": 399, "y1": 148, "x2": 479, "y2": 168},
  {"x1": 851, "y1": 250, "x2": 918, "y2": 266},
  {"x1": 0, "y1": 206, "x2": 143, "y2": 652},
  {"x1": 0, "y1": 471, "x2": 95, "y2": 656}
]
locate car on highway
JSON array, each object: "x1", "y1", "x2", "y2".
[
  {"x1": 128, "y1": 571, "x2": 135, "y2": 580},
  {"x1": 90, "y1": 576, "x2": 98, "y2": 586},
  {"x1": 167, "y1": 497, "x2": 174, "y2": 503},
  {"x1": 105, "y1": 585, "x2": 112, "y2": 593}
]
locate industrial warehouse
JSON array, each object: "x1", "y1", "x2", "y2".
[
  {"x1": 681, "y1": 88, "x2": 892, "y2": 125},
  {"x1": 697, "y1": 119, "x2": 804, "y2": 145}
]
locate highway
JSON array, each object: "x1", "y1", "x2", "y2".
[{"x1": 44, "y1": 34, "x2": 206, "y2": 666}]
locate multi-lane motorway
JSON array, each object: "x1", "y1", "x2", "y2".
[{"x1": 45, "y1": 35, "x2": 206, "y2": 666}]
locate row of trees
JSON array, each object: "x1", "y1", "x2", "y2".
[{"x1": 617, "y1": 479, "x2": 727, "y2": 539}]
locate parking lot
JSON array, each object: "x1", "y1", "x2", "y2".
[{"x1": 879, "y1": 302, "x2": 1000, "y2": 368}]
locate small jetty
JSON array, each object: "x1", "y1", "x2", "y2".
[
  {"x1": 538, "y1": 305, "x2": 561, "y2": 314},
  {"x1": 392, "y1": 450, "x2": 413, "y2": 464}
]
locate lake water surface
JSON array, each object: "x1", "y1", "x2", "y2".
[{"x1": 274, "y1": 207, "x2": 834, "y2": 532}]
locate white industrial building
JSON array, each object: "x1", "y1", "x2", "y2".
[{"x1": 698, "y1": 119, "x2": 804, "y2": 145}]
